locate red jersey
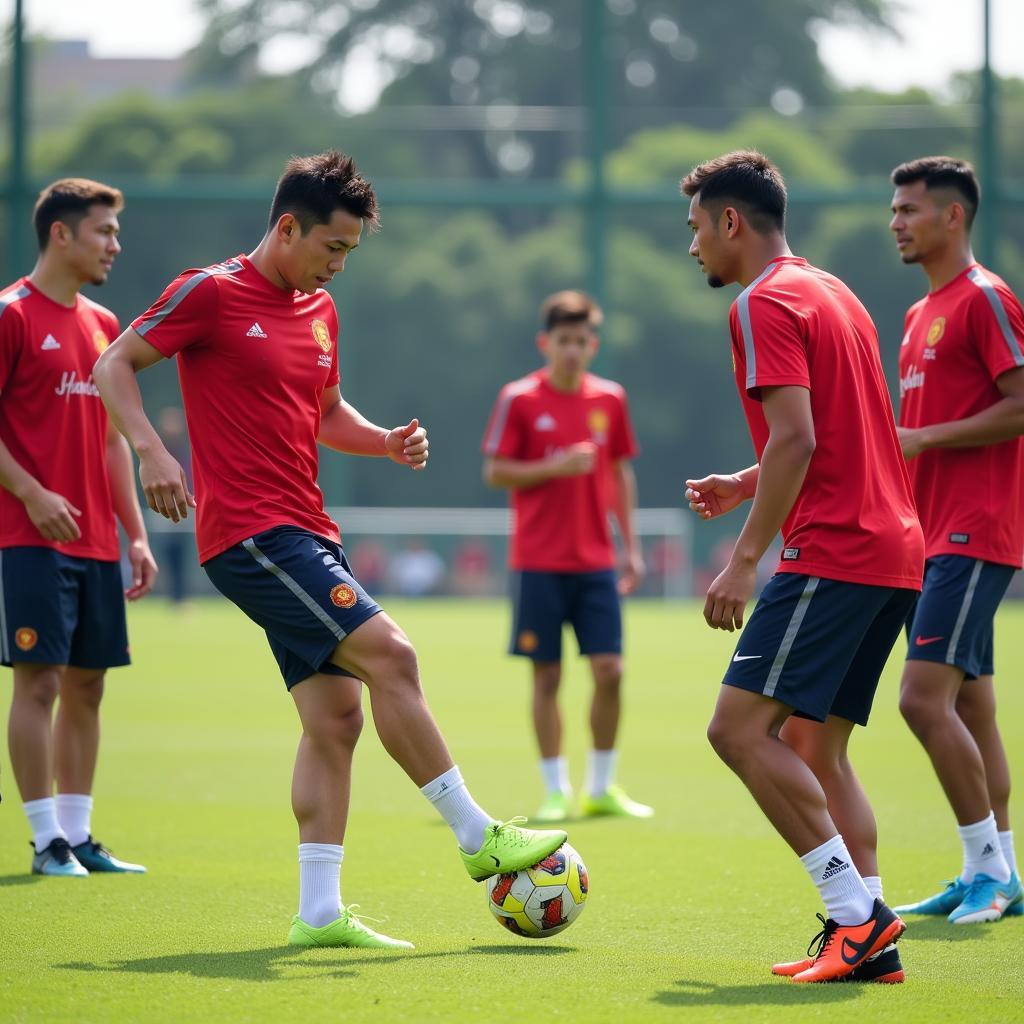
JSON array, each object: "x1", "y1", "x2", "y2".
[
  {"x1": 0, "y1": 278, "x2": 120, "y2": 561},
  {"x1": 898, "y1": 264, "x2": 1024, "y2": 568},
  {"x1": 131, "y1": 256, "x2": 341, "y2": 564},
  {"x1": 482, "y1": 369, "x2": 638, "y2": 572},
  {"x1": 730, "y1": 256, "x2": 923, "y2": 589}
]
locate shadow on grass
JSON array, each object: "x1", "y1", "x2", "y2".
[
  {"x1": 901, "y1": 918, "x2": 995, "y2": 942},
  {"x1": 652, "y1": 978, "x2": 862, "y2": 1008},
  {"x1": 470, "y1": 945, "x2": 575, "y2": 955},
  {"x1": 0, "y1": 874, "x2": 40, "y2": 887}
]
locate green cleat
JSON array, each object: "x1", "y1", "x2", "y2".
[
  {"x1": 287, "y1": 905, "x2": 414, "y2": 949},
  {"x1": 459, "y1": 816, "x2": 567, "y2": 882},
  {"x1": 533, "y1": 790, "x2": 572, "y2": 824},
  {"x1": 580, "y1": 784, "x2": 654, "y2": 819}
]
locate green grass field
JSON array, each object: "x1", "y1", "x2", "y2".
[{"x1": 1, "y1": 598, "x2": 1022, "y2": 1024}]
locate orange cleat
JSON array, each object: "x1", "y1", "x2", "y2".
[
  {"x1": 773, "y1": 943, "x2": 905, "y2": 983},
  {"x1": 790, "y1": 900, "x2": 905, "y2": 984}
]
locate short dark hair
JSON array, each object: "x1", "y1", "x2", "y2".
[
  {"x1": 269, "y1": 150, "x2": 380, "y2": 233},
  {"x1": 891, "y1": 156, "x2": 979, "y2": 228},
  {"x1": 680, "y1": 150, "x2": 787, "y2": 234},
  {"x1": 540, "y1": 290, "x2": 603, "y2": 332},
  {"x1": 33, "y1": 178, "x2": 124, "y2": 251}
]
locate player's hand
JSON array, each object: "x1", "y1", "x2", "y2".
[
  {"x1": 22, "y1": 483, "x2": 82, "y2": 542},
  {"x1": 896, "y1": 426, "x2": 927, "y2": 460},
  {"x1": 385, "y1": 418, "x2": 428, "y2": 470},
  {"x1": 552, "y1": 441, "x2": 598, "y2": 477},
  {"x1": 618, "y1": 547, "x2": 646, "y2": 596},
  {"x1": 704, "y1": 557, "x2": 756, "y2": 632},
  {"x1": 125, "y1": 537, "x2": 158, "y2": 601},
  {"x1": 139, "y1": 449, "x2": 196, "y2": 522},
  {"x1": 685, "y1": 474, "x2": 746, "y2": 520}
]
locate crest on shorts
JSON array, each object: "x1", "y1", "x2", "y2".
[
  {"x1": 311, "y1": 319, "x2": 332, "y2": 354},
  {"x1": 15, "y1": 627, "x2": 38, "y2": 651},
  {"x1": 330, "y1": 583, "x2": 357, "y2": 608},
  {"x1": 517, "y1": 630, "x2": 539, "y2": 653},
  {"x1": 93, "y1": 330, "x2": 110, "y2": 354},
  {"x1": 925, "y1": 317, "x2": 945, "y2": 347}
]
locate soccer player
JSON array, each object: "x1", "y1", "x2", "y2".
[
  {"x1": 681, "y1": 151, "x2": 922, "y2": 983},
  {"x1": 482, "y1": 291, "x2": 651, "y2": 824},
  {"x1": 887, "y1": 156, "x2": 1024, "y2": 923},
  {"x1": 93, "y1": 151, "x2": 567, "y2": 949},
  {"x1": 1, "y1": 178, "x2": 156, "y2": 876}
]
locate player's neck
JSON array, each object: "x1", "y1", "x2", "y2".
[
  {"x1": 545, "y1": 366, "x2": 584, "y2": 392},
  {"x1": 921, "y1": 244, "x2": 975, "y2": 293},
  {"x1": 27, "y1": 258, "x2": 81, "y2": 308},
  {"x1": 737, "y1": 239, "x2": 792, "y2": 288},
  {"x1": 247, "y1": 238, "x2": 293, "y2": 291}
]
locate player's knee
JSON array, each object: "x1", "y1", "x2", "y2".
[
  {"x1": 14, "y1": 668, "x2": 60, "y2": 710},
  {"x1": 706, "y1": 715, "x2": 743, "y2": 768},
  {"x1": 590, "y1": 656, "x2": 622, "y2": 691},
  {"x1": 533, "y1": 664, "x2": 561, "y2": 697},
  {"x1": 62, "y1": 672, "x2": 105, "y2": 710},
  {"x1": 371, "y1": 634, "x2": 422, "y2": 695},
  {"x1": 898, "y1": 686, "x2": 936, "y2": 734}
]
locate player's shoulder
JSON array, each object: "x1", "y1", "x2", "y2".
[
  {"x1": 77, "y1": 292, "x2": 119, "y2": 330},
  {"x1": 170, "y1": 256, "x2": 248, "y2": 294},
  {"x1": 0, "y1": 278, "x2": 33, "y2": 324},
  {"x1": 964, "y1": 264, "x2": 1022, "y2": 311},
  {"x1": 497, "y1": 371, "x2": 544, "y2": 402},
  {"x1": 583, "y1": 372, "x2": 627, "y2": 400}
]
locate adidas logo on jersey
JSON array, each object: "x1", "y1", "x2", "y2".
[
  {"x1": 246, "y1": 322, "x2": 268, "y2": 339},
  {"x1": 534, "y1": 413, "x2": 557, "y2": 431},
  {"x1": 41, "y1": 334, "x2": 61, "y2": 351}
]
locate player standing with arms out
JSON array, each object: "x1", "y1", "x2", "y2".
[
  {"x1": 1, "y1": 179, "x2": 156, "y2": 876},
  {"x1": 94, "y1": 151, "x2": 567, "y2": 949},
  {"x1": 482, "y1": 291, "x2": 651, "y2": 824},
  {"x1": 682, "y1": 151, "x2": 922, "y2": 983},
  {"x1": 888, "y1": 157, "x2": 1024, "y2": 923}
]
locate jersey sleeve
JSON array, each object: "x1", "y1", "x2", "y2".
[
  {"x1": 131, "y1": 271, "x2": 218, "y2": 357},
  {"x1": 609, "y1": 388, "x2": 639, "y2": 460},
  {"x1": 732, "y1": 290, "x2": 809, "y2": 398},
  {"x1": 327, "y1": 305, "x2": 340, "y2": 390},
  {"x1": 968, "y1": 275, "x2": 1024, "y2": 381},
  {"x1": 482, "y1": 385, "x2": 524, "y2": 458},
  {"x1": 0, "y1": 304, "x2": 25, "y2": 393}
]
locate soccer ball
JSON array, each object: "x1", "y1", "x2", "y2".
[{"x1": 485, "y1": 842, "x2": 588, "y2": 938}]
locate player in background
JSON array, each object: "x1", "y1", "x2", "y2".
[
  {"x1": 482, "y1": 291, "x2": 651, "y2": 824},
  {"x1": 682, "y1": 151, "x2": 922, "y2": 983},
  {"x1": 93, "y1": 151, "x2": 567, "y2": 949},
  {"x1": 0, "y1": 179, "x2": 156, "y2": 877},
  {"x1": 888, "y1": 157, "x2": 1024, "y2": 923}
]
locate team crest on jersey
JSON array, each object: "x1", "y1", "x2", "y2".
[
  {"x1": 311, "y1": 319, "x2": 332, "y2": 354},
  {"x1": 926, "y1": 317, "x2": 945, "y2": 347},
  {"x1": 330, "y1": 583, "x2": 357, "y2": 608},
  {"x1": 588, "y1": 408, "x2": 609, "y2": 443},
  {"x1": 15, "y1": 627, "x2": 38, "y2": 651},
  {"x1": 93, "y1": 330, "x2": 110, "y2": 354},
  {"x1": 517, "y1": 630, "x2": 539, "y2": 653}
]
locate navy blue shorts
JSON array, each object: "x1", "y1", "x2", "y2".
[
  {"x1": 723, "y1": 573, "x2": 918, "y2": 726},
  {"x1": 509, "y1": 569, "x2": 621, "y2": 662},
  {"x1": 905, "y1": 555, "x2": 1015, "y2": 680},
  {"x1": 0, "y1": 546, "x2": 129, "y2": 670},
  {"x1": 204, "y1": 526, "x2": 382, "y2": 689}
]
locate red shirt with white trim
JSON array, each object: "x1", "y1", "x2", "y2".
[
  {"x1": 131, "y1": 255, "x2": 341, "y2": 564},
  {"x1": 482, "y1": 369, "x2": 638, "y2": 572},
  {"x1": 898, "y1": 263, "x2": 1024, "y2": 568},
  {"x1": 0, "y1": 278, "x2": 120, "y2": 560},
  {"x1": 729, "y1": 256, "x2": 923, "y2": 589}
]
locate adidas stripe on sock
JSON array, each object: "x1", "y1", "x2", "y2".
[{"x1": 800, "y1": 834, "x2": 874, "y2": 926}]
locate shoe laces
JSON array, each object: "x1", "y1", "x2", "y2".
[
  {"x1": 805, "y1": 913, "x2": 839, "y2": 960},
  {"x1": 487, "y1": 816, "x2": 531, "y2": 849},
  {"x1": 32, "y1": 837, "x2": 73, "y2": 864},
  {"x1": 341, "y1": 905, "x2": 384, "y2": 929}
]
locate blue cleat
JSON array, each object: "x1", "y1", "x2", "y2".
[
  {"x1": 948, "y1": 871, "x2": 1023, "y2": 925},
  {"x1": 71, "y1": 836, "x2": 147, "y2": 874},
  {"x1": 31, "y1": 837, "x2": 88, "y2": 877},
  {"x1": 893, "y1": 877, "x2": 968, "y2": 916}
]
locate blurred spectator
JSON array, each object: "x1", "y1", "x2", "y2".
[
  {"x1": 348, "y1": 538, "x2": 387, "y2": 593},
  {"x1": 389, "y1": 539, "x2": 446, "y2": 597},
  {"x1": 157, "y1": 406, "x2": 192, "y2": 605},
  {"x1": 451, "y1": 538, "x2": 495, "y2": 596}
]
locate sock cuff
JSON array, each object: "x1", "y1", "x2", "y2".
[
  {"x1": 23, "y1": 797, "x2": 56, "y2": 814},
  {"x1": 55, "y1": 793, "x2": 93, "y2": 809},
  {"x1": 862, "y1": 875, "x2": 884, "y2": 901},
  {"x1": 799, "y1": 833, "x2": 845, "y2": 872},
  {"x1": 958, "y1": 812, "x2": 997, "y2": 839},
  {"x1": 998, "y1": 829, "x2": 1014, "y2": 841},
  {"x1": 298, "y1": 843, "x2": 344, "y2": 864},
  {"x1": 420, "y1": 764, "x2": 464, "y2": 801}
]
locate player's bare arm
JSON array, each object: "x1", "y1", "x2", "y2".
[
  {"x1": 0, "y1": 438, "x2": 82, "y2": 542},
  {"x1": 685, "y1": 465, "x2": 759, "y2": 520},
  {"x1": 897, "y1": 364, "x2": 1024, "y2": 459},
  {"x1": 704, "y1": 385, "x2": 815, "y2": 632},
  {"x1": 317, "y1": 384, "x2": 428, "y2": 470},
  {"x1": 484, "y1": 442, "x2": 597, "y2": 490},
  {"x1": 105, "y1": 417, "x2": 158, "y2": 600},
  {"x1": 94, "y1": 328, "x2": 195, "y2": 522},
  {"x1": 611, "y1": 459, "x2": 645, "y2": 596}
]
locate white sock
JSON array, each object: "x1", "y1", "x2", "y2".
[
  {"x1": 799, "y1": 834, "x2": 874, "y2": 925},
  {"x1": 298, "y1": 843, "x2": 343, "y2": 927},
  {"x1": 862, "y1": 875, "x2": 884, "y2": 903},
  {"x1": 959, "y1": 812, "x2": 1011, "y2": 883},
  {"x1": 24, "y1": 797, "x2": 66, "y2": 852},
  {"x1": 998, "y1": 830, "x2": 1017, "y2": 876},
  {"x1": 55, "y1": 793, "x2": 93, "y2": 847},
  {"x1": 420, "y1": 765, "x2": 495, "y2": 853},
  {"x1": 540, "y1": 756, "x2": 570, "y2": 795},
  {"x1": 587, "y1": 749, "x2": 617, "y2": 797}
]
